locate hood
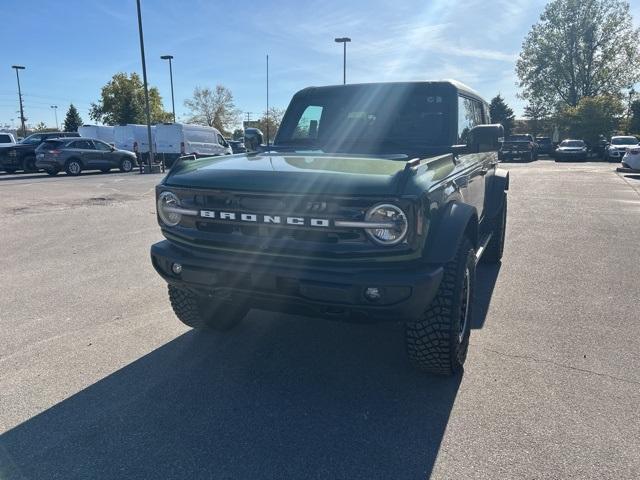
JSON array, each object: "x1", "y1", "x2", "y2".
[
  {"x1": 558, "y1": 146, "x2": 585, "y2": 151},
  {"x1": 163, "y1": 152, "x2": 411, "y2": 196}
]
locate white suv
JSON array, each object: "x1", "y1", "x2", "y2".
[{"x1": 605, "y1": 136, "x2": 639, "y2": 161}]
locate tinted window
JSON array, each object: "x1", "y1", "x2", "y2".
[
  {"x1": 20, "y1": 134, "x2": 44, "y2": 145},
  {"x1": 560, "y1": 140, "x2": 585, "y2": 147},
  {"x1": 0, "y1": 134, "x2": 13, "y2": 143},
  {"x1": 216, "y1": 134, "x2": 227, "y2": 146},
  {"x1": 277, "y1": 84, "x2": 452, "y2": 155},
  {"x1": 611, "y1": 137, "x2": 638, "y2": 145},
  {"x1": 71, "y1": 140, "x2": 95, "y2": 150},
  {"x1": 41, "y1": 140, "x2": 65, "y2": 149},
  {"x1": 94, "y1": 140, "x2": 112, "y2": 151}
]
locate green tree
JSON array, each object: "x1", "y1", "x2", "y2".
[
  {"x1": 63, "y1": 104, "x2": 83, "y2": 132},
  {"x1": 184, "y1": 85, "x2": 240, "y2": 136},
  {"x1": 561, "y1": 95, "x2": 624, "y2": 145},
  {"x1": 517, "y1": 0, "x2": 640, "y2": 111},
  {"x1": 33, "y1": 121, "x2": 49, "y2": 132},
  {"x1": 255, "y1": 107, "x2": 285, "y2": 141},
  {"x1": 489, "y1": 95, "x2": 515, "y2": 136},
  {"x1": 89, "y1": 72, "x2": 172, "y2": 125},
  {"x1": 523, "y1": 102, "x2": 551, "y2": 137}
]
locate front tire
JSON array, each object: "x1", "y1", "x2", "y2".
[
  {"x1": 119, "y1": 157, "x2": 134, "y2": 172},
  {"x1": 405, "y1": 238, "x2": 475, "y2": 375},
  {"x1": 481, "y1": 192, "x2": 507, "y2": 263},
  {"x1": 168, "y1": 285, "x2": 248, "y2": 331}
]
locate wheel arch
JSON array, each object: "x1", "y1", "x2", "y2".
[
  {"x1": 424, "y1": 201, "x2": 478, "y2": 264},
  {"x1": 484, "y1": 168, "x2": 509, "y2": 219}
]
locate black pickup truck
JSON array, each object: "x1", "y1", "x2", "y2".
[
  {"x1": 499, "y1": 134, "x2": 538, "y2": 161},
  {"x1": 151, "y1": 81, "x2": 509, "y2": 375},
  {"x1": 0, "y1": 131, "x2": 79, "y2": 173}
]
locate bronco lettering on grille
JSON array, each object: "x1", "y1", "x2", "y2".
[{"x1": 199, "y1": 210, "x2": 330, "y2": 227}]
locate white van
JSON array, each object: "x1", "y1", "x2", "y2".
[
  {"x1": 155, "y1": 123, "x2": 232, "y2": 167},
  {"x1": 78, "y1": 125, "x2": 115, "y2": 144},
  {"x1": 114, "y1": 124, "x2": 155, "y2": 159}
]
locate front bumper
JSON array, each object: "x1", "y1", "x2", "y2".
[{"x1": 151, "y1": 240, "x2": 443, "y2": 322}]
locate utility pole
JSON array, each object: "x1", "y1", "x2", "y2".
[
  {"x1": 50, "y1": 105, "x2": 59, "y2": 130},
  {"x1": 136, "y1": 0, "x2": 154, "y2": 171},
  {"x1": 246, "y1": 112, "x2": 252, "y2": 123},
  {"x1": 11, "y1": 65, "x2": 26, "y2": 137},
  {"x1": 266, "y1": 54, "x2": 269, "y2": 147},
  {"x1": 334, "y1": 37, "x2": 351, "y2": 84},
  {"x1": 160, "y1": 55, "x2": 176, "y2": 122}
]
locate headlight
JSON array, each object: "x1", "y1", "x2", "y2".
[
  {"x1": 364, "y1": 203, "x2": 408, "y2": 246},
  {"x1": 157, "y1": 191, "x2": 182, "y2": 226}
]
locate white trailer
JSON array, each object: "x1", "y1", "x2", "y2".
[
  {"x1": 78, "y1": 125, "x2": 115, "y2": 144},
  {"x1": 155, "y1": 123, "x2": 232, "y2": 167}
]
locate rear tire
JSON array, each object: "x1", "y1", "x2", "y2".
[
  {"x1": 119, "y1": 157, "x2": 133, "y2": 172},
  {"x1": 45, "y1": 168, "x2": 59, "y2": 176},
  {"x1": 24, "y1": 155, "x2": 37, "y2": 172},
  {"x1": 405, "y1": 238, "x2": 475, "y2": 375},
  {"x1": 481, "y1": 192, "x2": 507, "y2": 264},
  {"x1": 168, "y1": 285, "x2": 248, "y2": 331},
  {"x1": 65, "y1": 159, "x2": 82, "y2": 176}
]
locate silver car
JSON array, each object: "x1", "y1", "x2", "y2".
[{"x1": 35, "y1": 137, "x2": 137, "y2": 176}]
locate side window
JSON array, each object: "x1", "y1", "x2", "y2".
[
  {"x1": 292, "y1": 105, "x2": 323, "y2": 140},
  {"x1": 72, "y1": 140, "x2": 95, "y2": 150},
  {"x1": 457, "y1": 96, "x2": 483, "y2": 144},
  {"x1": 94, "y1": 141, "x2": 111, "y2": 151},
  {"x1": 216, "y1": 133, "x2": 227, "y2": 146}
]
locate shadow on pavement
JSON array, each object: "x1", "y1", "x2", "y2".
[
  {"x1": 472, "y1": 263, "x2": 501, "y2": 329},
  {"x1": 623, "y1": 174, "x2": 640, "y2": 181},
  {"x1": 0, "y1": 267, "x2": 502, "y2": 479},
  {"x1": 0, "y1": 171, "x2": 124, "y2": 182}
]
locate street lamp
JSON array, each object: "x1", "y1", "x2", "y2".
[
  {"x1": 11, "y1": 65, "x2": 26, "y2": 137},
  {"x1": 160, "y1": 54, "x2": 176, "y2": 122},
  {"x1": 136, "y1": 0, "x2": 154, "y2": 171},
  {"x1": 334, "y1": 37, "x2": 351, "y2": 85},
  {"x1": 50, "y1": 105, "x2": 59, "y2": 130}
]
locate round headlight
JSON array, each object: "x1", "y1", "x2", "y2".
[
  {"x1": 157, "y1": 191, "x2": 182, "y2": 226},
  {"x1": 365, "y1": 203, "x2": 408, "y2": 246}
]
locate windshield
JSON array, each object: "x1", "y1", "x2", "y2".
[
  {"x1": 275, "y1": 84, "x2": 452, "y2": 156},
  {"x1": 19, "y1": 134, "x2": 43, "y2": 145},
  {"x1": 611, "y1": 137, "x2": 638, "y2": 145},
  {"x1": 560, "y1": 140, "x2": 585, "y2": 147},
  {"x1": 506, "y1": 135, "x2": 531, "y2": 142}
]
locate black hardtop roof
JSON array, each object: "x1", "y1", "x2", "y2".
[{"x1": 294, "y1": 80, "x2": 487, "y2": 103}]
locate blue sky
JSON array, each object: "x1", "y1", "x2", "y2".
[{"x1": 2, "y1": 0, "x2": 638, "y2": 130}]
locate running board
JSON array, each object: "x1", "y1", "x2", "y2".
[{"x1": 475, "y1": 233, "x2": 493, "y2": 264}]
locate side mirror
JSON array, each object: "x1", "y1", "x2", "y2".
[{"x1": 467, "y1": 124, "x2": 504, "y2": 153}]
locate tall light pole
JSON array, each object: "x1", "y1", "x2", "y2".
[
  {"x1": 11, "y1": 65, "x2": 26, "y2": 137},
  {"x1": 136, "y1": 0, "x2": 154, "y2": 171},
  {"x1": 266, "y1": 54, "x2": 269, "y2": 146},
  {"x1": 160, "y1": 55, "x2": 176, "y2": 122},
  {"x1": 50, "y1": 105, "x2": 59, "y2": 130},
  {"x1": 334, "y1": 37, "x2": 351, "y2": 85}
]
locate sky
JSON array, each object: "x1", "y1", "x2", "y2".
[{"x1": 2, "y1": 0, "x2": 639, "y2": 130}]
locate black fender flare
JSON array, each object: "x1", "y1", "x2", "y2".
[
  {"x1": 484, "y1": 168, "x2": 509, "y2": 219},
  {"x1": 424, "y1": 202, "x2": 478, "y2": 264}
]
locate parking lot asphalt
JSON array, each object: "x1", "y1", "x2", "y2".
[{"x1": 1, "y1": 160, "x2": 639, "y2": 479}]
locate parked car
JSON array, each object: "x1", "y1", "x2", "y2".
[
  {"x1": 0, "y1": 131, "x2": 80, "y2": 173},
  {"x1": 78, "y1": 125, "x2": 115, "y2": 145},
  {"x1": 155, "y1": 123, "x2": 232, "y2": 167},
  {"x1": 535, "y1": 136, "x2": 553, "y2": 155},
  {"x1": 243, "y1": 128, "x2": 264, "y2": 151},
  {"x1": 499, "y1": 134, "x2": 538, "y2": 161},
  {"x1": 151, "y1": 80, "x2": 509, "y2": 376},
  {"x1": 554, "y1": 139, "x2": 588, "y2": 161},
  {"x1": 621, "y1": 146, "x2": 640, "y2": 170},
  {"x1": 228, "y1": 139, "x2": 247, "y2": 154},
  {"x1": 0, "y1": 132, "x2": 16, "y2": 145},
  {"x1": 35, "y1": 137, "x2": 137, "y2": 176},
  {"x1": 114, "y1": 124, "x2": 155, "y2": 161},
  {"x1": 604, "y1": 136, "x2": 639, "y2": 161}
]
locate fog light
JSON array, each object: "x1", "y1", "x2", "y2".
[
  {"x1": 364, "y1": 287, "x2": 383, "y2": 302},
  {"x1": 171, "y1": 263, "x2": 183, "y2": 275}
]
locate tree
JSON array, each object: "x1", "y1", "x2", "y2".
[
  {"x1": 63, "y1": 104, "x2": 83, "y2": 132},
  {"x1": 34, "y1": 122, "x2": 49, "y2": 132},
  {"x1": 89, "y1": 72, "x2": 172, "y2": 125},
  {"x1": 523, "y1": 102, "x2": 551, "y2": 137},
  {"x1": 184, "y1": 85, "x2": 240, "y2": 136},
  {"x1": 255, "y1": 107, "x2": 286, "y2": 140},
  {"x1": 561, "y1": 95, "x2": 624, "y2": 145},
  {"x1": 629, "y1": 100, "x2": 640, "y2": 134},
  {"x1": 489, "y1": 95, "x2": 515, "y2": 136},
  {"x1": 517, "y1": 0, "x2": 640, "y2": 111}
]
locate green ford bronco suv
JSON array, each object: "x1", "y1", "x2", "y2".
[{"x1": 151, "y1": 81, "x2": 509, "y2": 375}]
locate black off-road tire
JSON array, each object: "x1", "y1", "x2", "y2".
[
  {"x1": 481, "y1": 192, "x2": 507, "y2": 264},
  {"x1": 168, "y1": 285, "x2": 248, "y2": 331},
  {"x1": 405, "y1": 238, "x2": 475, "y2": 375},
  {"x1": 24, "y1": 155, "x2": 37, "y2": 172}
]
